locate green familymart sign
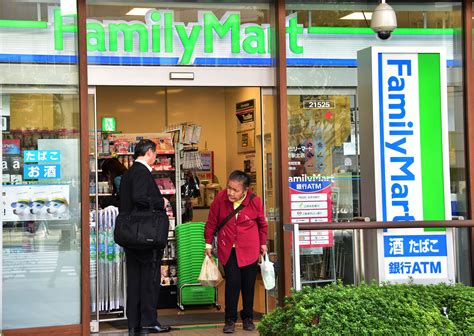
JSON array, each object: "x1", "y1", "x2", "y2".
[{"x1": 0, "y1": 7, "x2": 456, "y2": 66}]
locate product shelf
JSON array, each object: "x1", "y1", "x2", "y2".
[
  {"x1": 156, "y1": 150, "x2": 175, "y2": 155},
  {"x1": 152, "y1": 167, "x2": 176, "y2": 172},
  {"x1": 112, "y1": 151, "x2": 175, "y2": 155}
]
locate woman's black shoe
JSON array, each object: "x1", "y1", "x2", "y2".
[
  {"x1": 242, "y1": 317, "x2": 255, "y2": 331},
  {"x1": 223, "y1": 319, "x2": 235, "y2": 333}
]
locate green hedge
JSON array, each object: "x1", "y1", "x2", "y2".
[{"x1": 258, "y1": 282, "x2": 474, "y2": 335}]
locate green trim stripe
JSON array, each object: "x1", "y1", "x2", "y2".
[
  {"x1": 0, "y1": 20, "x2": 47, "y2": 29},
  {"x1": 418, "y1": 53, "x2": 446, "y2": 231},
  {"x1": 307, "y1": 27, "x2": 454, "y2": 36}
]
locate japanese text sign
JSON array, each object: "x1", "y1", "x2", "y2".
[
  {"x1": 24, "y1": 150, "x2": 61, "y2": 163},
  {"x1": 24, "y1": 164, "x2": 61, "y2": 180}
]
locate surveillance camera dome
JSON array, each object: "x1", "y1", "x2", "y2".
[
  {"x1": 371, "y1": 2, "x2": 397, "y2": 40},
  {"x1": 377, "y1": 31, "x2": 392, "y2": 40}
]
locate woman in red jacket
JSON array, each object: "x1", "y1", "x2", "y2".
[{"x1": 204, "y1": 170, "x2": 268, "y2": 334}]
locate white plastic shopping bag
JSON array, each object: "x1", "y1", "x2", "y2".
[
  {"x1": 198, "y1": 255, "x2": 223, "y2": 287},
  {"x1": 259, "y1": 253, "x2": 275, "y2": 290}
]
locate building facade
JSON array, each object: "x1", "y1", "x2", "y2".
[{"x1": 1, "y1": 0, "x2": 473, "y2": 335}]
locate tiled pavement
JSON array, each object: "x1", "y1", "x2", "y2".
[
  {"x1": 97, "y1": 306, "x2": 261, "y2": 335},
  {"x1": 99, "y1": 323, "x2": 259, "y2": 335}
]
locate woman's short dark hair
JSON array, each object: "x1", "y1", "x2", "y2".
[
  {"x1": 101, "y1": 157, "x2": 127, "y2": 180},
  {"x1": 134, "y1": 139, "x2": 156, "y2": 159},
  {"x1": 228, "y1": 170, "x2": 251, "y2": 188}
]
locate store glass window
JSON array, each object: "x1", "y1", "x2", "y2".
[
  {"x1": 285, "y1": 1, "x2": 468, "y2": 285},
  {"x1": 86, "y1": 0, "x2": 273, "y2": 67},
  {"x1": 1, "y1": 0, "x2": 82, "y2": 329}
]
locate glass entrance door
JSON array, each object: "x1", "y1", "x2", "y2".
[
  {"x1": 287, "y1": 89, "x2": 359, "y2": 285},
  {"x1": 261, "y1": 88, "x2": 280, "y2": 310}
]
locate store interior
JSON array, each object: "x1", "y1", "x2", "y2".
[{"x1": 88, "y1": 86, "x2": 278, "y2": 330}]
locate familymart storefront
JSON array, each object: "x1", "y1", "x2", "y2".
[{"x1": 1, "y1": 0, "x2": 473, "y2": 335}]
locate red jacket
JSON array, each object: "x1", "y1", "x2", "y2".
[{"x1": 204, "y1": 189, "x2": 268, "y2": 267}]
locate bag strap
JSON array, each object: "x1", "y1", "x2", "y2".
[{"x1": 214, "y1": 194, "x2": 255, "y2": 235}]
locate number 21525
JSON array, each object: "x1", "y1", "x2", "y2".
[{"x1": 303, "y1": 100, "x2": 333, "y2": 109}]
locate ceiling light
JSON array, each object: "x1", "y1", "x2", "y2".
[
  {"x1": 126, "y1": 8, "x2": 153, "y2": 16},
  {"x1": 60, "y1": 0, "x2": 77, "y2": 16},
  {"x1": 135, "y1": 99, "x2": 156, "y2": 104},
  {"x1": 167, "y1": 89, "x2": 184, "y2": 94},
  {"x1": 340, "y1": 12, "x2": 373, "y2": 20}
]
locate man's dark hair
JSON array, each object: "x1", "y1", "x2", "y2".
[
  {"x1": 228, "y1": 170, "x2": 251, "y2": 188},
  {"x1": 134, "y1": 139, "x2": 156, "y2": 159}
]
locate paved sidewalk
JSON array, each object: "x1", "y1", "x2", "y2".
[
  {"x1": 99, "y1": 323, "x2": 259, "y2": 335},
  {"x1": 169, "y1": 325, "x2": 258, "y2": 335}
]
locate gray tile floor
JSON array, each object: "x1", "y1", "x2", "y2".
[{"x1": 97, "y1": 307, "x2": 260, "y2": 335}]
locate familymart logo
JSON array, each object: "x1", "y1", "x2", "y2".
[
  {"x1": 55, "y1": 7, "x2": 274, "y2": 65},
  {"x1": 0, "y1": 8, "x2": 456, "y2": 66}
]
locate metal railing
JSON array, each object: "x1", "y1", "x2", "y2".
[{"x1": 284, "y1": 217, "x2": 474, "y2": 290}]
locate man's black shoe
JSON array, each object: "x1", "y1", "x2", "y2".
[
  {"x1": 223, "y1": 319, "x2": 235, "y2": 333},
  {"x1": 128, "y1": 327, "x2": 143, "y2": 335},
  {"x1": 242, "y1": 317, "x2": 256, "y2": 331},
  {"x1": 142, "y1": 325, "x2": 171, "y2": 333}
]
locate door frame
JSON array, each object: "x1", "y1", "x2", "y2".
[{"x1": 86, "y1": 84, "x2": 276, "y2": 324}]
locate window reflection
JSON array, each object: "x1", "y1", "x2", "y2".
[{"x1": 1, "y1": 0, "x2": 82, "y2": 329}]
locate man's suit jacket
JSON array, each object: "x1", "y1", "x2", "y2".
[
  {"x1": 119, "y1": 161, "x2": 165, "y2": 258},
  {"x1": 119, "y1": 161, "x2": 164, "y2": 214}
]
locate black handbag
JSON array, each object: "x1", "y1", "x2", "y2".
[{"x1": 114, "y1": 201, "x2": 169, "y2": 250}]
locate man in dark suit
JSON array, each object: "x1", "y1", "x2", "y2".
[{"x1": 119, "y1": 139, "x2": 171, "y2": 335}]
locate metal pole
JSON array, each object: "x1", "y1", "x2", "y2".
[
  {"x1": 452, "y1": 227, "x2": 458, "y2": 282},
  {"x1": 94, "y1": 92, "x2": 100, "y2": 329},
  {"x1": 359, "y1": 229, "x2": 365, "y2": 283},
  {"x1": 353, "y1": 229, "x2": 361, "y2": 284},
  {"x1": 292, "y1": 224, "x2": 301, "y2": 291}
]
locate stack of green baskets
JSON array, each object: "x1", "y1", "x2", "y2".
[{"x1": 176, "y1": 222, "x2": 215, "y2": 306}]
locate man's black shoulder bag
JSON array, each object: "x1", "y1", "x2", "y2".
[
  {"x1": 114, "y1": 199, "x2": 169, "y2": 250},
  {"x1": 211, "y1": 194, "x2": 255, "y2": 258}
]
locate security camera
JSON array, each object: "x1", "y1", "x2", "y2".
[{"x1": 371, "y1": 0, "x2": 397, "y2": 40}]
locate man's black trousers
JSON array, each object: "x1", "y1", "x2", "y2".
[
  {"x1": 125, "y1": 248, "x2": 163, "y2": 329},
  {"x1": 223, "y1": 248, "x2": 259, "y2": 322}
]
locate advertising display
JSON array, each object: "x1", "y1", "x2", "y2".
[
  {"x1": 2, "y1": 184, "x2": 70, "y2": 221},
  {"x1": 0, "y1": 9, "x2": 455, "y2": 66},
  {"x1": 22, "y1": 150, "x2": 61, "y2": 180},
  {"x1": 2, "y1": 140, "x2": 20, "y2": 155},
  {"x1": 358, "y1": 47, "x2": 455, "y2": 283},
  {"x1": 289, "y1": 179, "x2": 333, "y2": 248},
  {"x1": 2, "y1": 140, "x2": 22, "y2": 184}
]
